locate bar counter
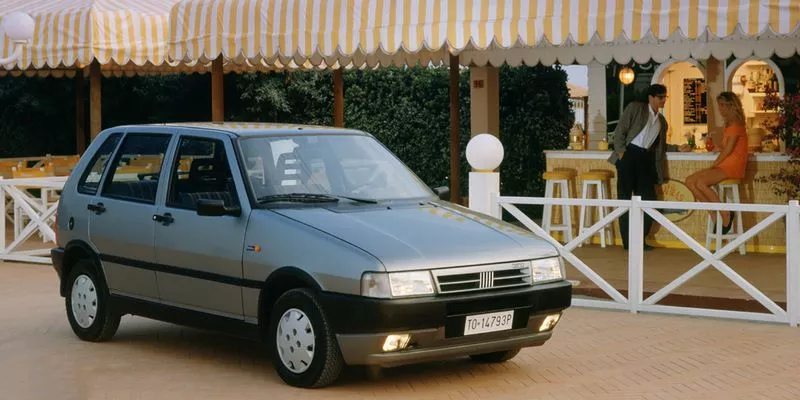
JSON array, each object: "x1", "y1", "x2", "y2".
[{"x1": 544, "y1": 150, "x2": 790, "y2": 253}]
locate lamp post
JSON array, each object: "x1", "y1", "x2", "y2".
[
  {"x1": 0, "y1": 12, "x2": 35, "y2": 66},
  {"x1": 466, "y1": 133, "x2": 504, "y2": 219}
]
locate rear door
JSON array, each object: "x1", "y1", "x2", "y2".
[
  {"x1": 88, "y1": 131, "x2": 174, "y2": 301},
  {"x1": 153, "y1": 131, "x2": 250, "y2": 317}
]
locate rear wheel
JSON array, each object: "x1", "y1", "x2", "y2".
[
  {"x1": 469, "y1": 348, "x2": 521, "y2": 363},
  {"x1": 65, "y1": 259, "x2": 120, "y2": 342},
  {"x1": 268, "y1": 288, "x2": 344, "y2": 388}
]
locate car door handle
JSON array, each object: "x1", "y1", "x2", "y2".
[
  {"x1": 87, "y1": 203, "x2": 105, "y2": 214},
  {"x1": 152, "y1": 213, "x2": 174, "y2": 225}
]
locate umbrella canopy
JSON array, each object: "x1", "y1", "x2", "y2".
[
  {"x1": 167, "y1": 0, "x2": 800, "y2": 68},
  {"x1": 0, "y1": 0, "x2": 179, "y2": 70}
]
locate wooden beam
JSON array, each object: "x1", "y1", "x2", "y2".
[
  {"x1": 75, "y1": 69, "x2": 86, "y2": 154},
  {"x1": 449, "y1": 54, "x2": 461, "y2": 204},
  {"x1": 89, "y1": 61, "x2": 101, "y2": 140},
  {"x1": 333, "y1": 69, "x2": 344, "y2": 127},
  {"x1": 212, "y1": 57, "x2": 224, "y2": 122}
]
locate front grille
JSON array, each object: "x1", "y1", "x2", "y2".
[{"x1": 432, "y1": 261, "x2": 532, "y2": 294}]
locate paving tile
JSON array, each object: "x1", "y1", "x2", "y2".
[{"x1": 2, "y1": 262, "x2": 800, "y2": 400}]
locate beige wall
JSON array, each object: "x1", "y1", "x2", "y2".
[{"x1": 469, "y1": 66, "x2": 500, "y2": 138}]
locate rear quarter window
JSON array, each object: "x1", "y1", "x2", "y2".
[{"x1": 77, "y1": 133, "x2": 122, "y2": 195}]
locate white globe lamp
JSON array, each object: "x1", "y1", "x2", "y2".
[
  {"x1": 466, "y1": 133, "x2": 504, "y2": 171},
  {"x1": 0, "y1": 12, "x2": 35, "y2": 66},
  {"x1": 2, "y1": 12, "x2": 35, "y2": 42},
  {"x1": 467, "y1": 133, "x2": 503, "y2": 219}
]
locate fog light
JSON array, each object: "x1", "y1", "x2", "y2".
[
  {"x1": 539, "y1": 314, "x2": 561, "y2": 332},
  {"x1": 382, "y1": 334, "x2": 411, "y2": 352}
]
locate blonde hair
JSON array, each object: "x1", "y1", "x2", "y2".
[{"x1": 716, "y1": 91, "x2": 746, "y2": 126}]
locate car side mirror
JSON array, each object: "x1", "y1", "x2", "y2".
[
  {"x1": 196, "y1": 199, "x2": 241, "y2": 217},
  {"x1": 432, "y1": 186, "x2": 450, "y2": 201}
]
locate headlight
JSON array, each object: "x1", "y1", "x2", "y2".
[
  {"x1": 531, "y1": 257, "x2": 563, "y2": 282},
  {"x1": 361, "y1": 271, "x2": 434, "y2": 298}
]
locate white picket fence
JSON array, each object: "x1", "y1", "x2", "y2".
[
  {"x1": 494, "y1": 195, "x2": 800, "y2": 327},
  {"x1": 0, "y1": 177, "x2": 67, "y2": 263}
]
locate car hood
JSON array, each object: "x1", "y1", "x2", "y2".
[{"x1": 271, "y1": 202, "x2": 558, "y2": 271}]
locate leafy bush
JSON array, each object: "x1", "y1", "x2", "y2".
[
  {"x1": 0, "y1": 65, "x2": 573, "y2": 219},
  {"x1": 498, "y1": 65, "x2": 573, "y2": 218}
]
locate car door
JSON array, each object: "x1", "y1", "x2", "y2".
[
  {"x1": 153, "y1": 131, "x2": 250, "y2": 318},
  {"x1": 88, "y1": 131, "x2": 174, "y2": 301}
]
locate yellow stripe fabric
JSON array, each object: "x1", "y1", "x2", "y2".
[
  {"x1": 1, "y1": 0, "x2": 178, "y2": 69},
  {"x1": 3, "y1": 0, "x2": 800, "y2": 72}
]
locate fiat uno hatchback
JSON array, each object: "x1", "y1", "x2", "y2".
[{"x1": 51, "y1": 123, "x2": 571, "y2": 388}]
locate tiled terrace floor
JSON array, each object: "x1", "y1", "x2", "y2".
[{"x1": 2, "y1": 261, "x2": 800, "y2": 400}]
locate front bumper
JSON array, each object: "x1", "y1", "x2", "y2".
[{"x1": 318, "y1": 280, "x2": 571, "y2": 367}]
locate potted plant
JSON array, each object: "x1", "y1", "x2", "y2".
[{"x1": 756, "y1": 90, "x2": 800, "y2": 201}]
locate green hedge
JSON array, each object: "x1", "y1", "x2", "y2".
[{"x1": 0, "y1": 65, "x2": 572, "y2": 217}]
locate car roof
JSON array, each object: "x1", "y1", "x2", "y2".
[{"x1": 128, "y1": 122, "x2": 370, "y2": 138}]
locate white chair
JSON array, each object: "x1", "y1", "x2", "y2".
[
  {"x1": 705, "y1": 179, "x2": 746, "y2": 255},
  {"x1": 578, "y1": 170, "x2": 615, "y2": 248},
  {"x1": 542, "y1": 170, "x2": 575, "y2": 243}
]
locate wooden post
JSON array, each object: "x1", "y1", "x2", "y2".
[
  {"x1": 449, "y1": 54, "x2": 461, "y2": 204},
  {"x1": 212, "y1": 57, "x2": 224, "y2": 122},
  {"x1": 333, "y1": 69, "x2": 344, "y2": 127},
  {"x1": 89, "y1": 61, "x2": 102, "y2": 140},
  {"x1": 75, "y1": 68, "x2": 86, "y2": 154},
  {"x1": 705, "y1": 57, "x2": 725, "y2": 145}
]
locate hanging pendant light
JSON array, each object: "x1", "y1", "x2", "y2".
[{"x1": 619, "y1": 66, "x2": 635, "y2": 85}]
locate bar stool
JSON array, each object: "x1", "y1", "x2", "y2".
[
  {"x1": 542, "y1": 169, "x2": 575, "y2": 243},
  {"x1": 705, "y1": 179, "x2": 746, "y2": 255},
  {"x1": 578, "y1": 170, "x2": 615, "y2": 247}
]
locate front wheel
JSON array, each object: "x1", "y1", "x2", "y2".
[
  {"x1": 268, "y1": 288, "x2": 344, "y2": 388},
  {"x1": 469, "y1": 348, "x2": 521, "y2": 363},
  {"x1": 65, "y1": 259, "x2": 121, "y2": 342}
]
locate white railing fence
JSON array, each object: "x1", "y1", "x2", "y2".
[
  {"x1": 496, "y1": 195, "x2": 800, "y2": 327},
  {"x1": 0, "y1": 177, "x2": 67, "y2": 264}
]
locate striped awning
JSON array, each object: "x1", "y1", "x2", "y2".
[
  {"x1": 0, "y1": 57, "x2": 366, "y2": 78},
  {"x1": 168, "y1": 0, "x2": 800, "y2": 67},
  {"x1": 0, "y1": 0, "x2": 179, "y2": 70}
]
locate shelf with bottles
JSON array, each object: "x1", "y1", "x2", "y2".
[{"x1": 734, "y1": 61, "x2": 780, "y2": 95}]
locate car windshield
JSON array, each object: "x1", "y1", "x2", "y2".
[{"x1": 238, "y1": 134, "x2": 434, "y2": 203}]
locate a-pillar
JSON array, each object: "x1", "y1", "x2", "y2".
[
  {"x1": 587, "y1": 61, "x2": 608, "y2": 150},
  {"x1": 469, "y1": 66, "x2": 500, "y2": 141},
  {"x1": 705, "y1": 57, "x2": 725, "y2": 145}
]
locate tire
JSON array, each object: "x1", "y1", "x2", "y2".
[
  {"x1": 268, "y1": 288, "x2": 344, "y2": 388},
  {"x1": 65, "y1": 259, "x2": 121, "y2": 342},
  {"x1": 469, "y1": 348, "x2": 521, "y2": 363}
]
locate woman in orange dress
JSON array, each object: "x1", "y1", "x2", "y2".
[{"x1": 685, "y1": 91, "x2": 748, "y2": 234}]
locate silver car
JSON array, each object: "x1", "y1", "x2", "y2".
[{"x1": 51, "y1": 123, "x2": 571, "y2": 388}]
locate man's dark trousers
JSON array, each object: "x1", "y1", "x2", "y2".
[{"x1": 616, "y1": 143, "x2": 658, "y2": 248}]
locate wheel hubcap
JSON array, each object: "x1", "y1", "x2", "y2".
[
  {"x1": 70, "y1": 274, "x2": 98, "y2": 329},
  {"x1": 276, "y1": 308, "x2": 315, "y2": 373}
]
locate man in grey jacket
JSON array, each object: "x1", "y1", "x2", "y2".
[{"x1": 607, "y1": 84, "x2": 669, "y2": 250}]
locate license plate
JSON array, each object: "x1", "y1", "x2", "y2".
[{"x1": 463, "y1": 310, "x2": 514, "y2": 335}]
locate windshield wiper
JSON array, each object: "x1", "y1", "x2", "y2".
[
  {"x1": 257, "y1": 193, "x2": 377, "y2": 204},
  {"x1": 330, "y1": 194, "x2": 378, "y2": 204},
  {"x1": 257, "y1": 193, "x2": 340, "y2": 204}
]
